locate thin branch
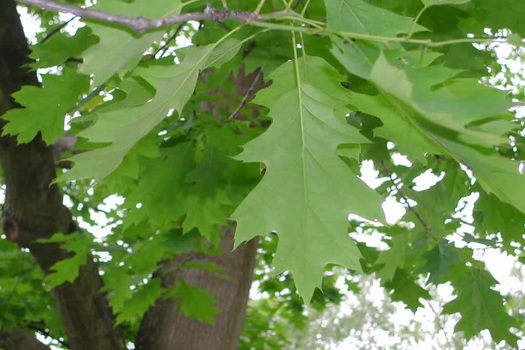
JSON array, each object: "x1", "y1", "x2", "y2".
[
  {"x1": 456, "y1": 217, "x2": 474, "y2": 227},
  {"x1": 16, "y1": 0, "x2": 262, "y2": 33},
  {"x1": 381, "y1": 160, "x2": 431, "y2": 233},
  {"x1": 292, "y1": 0, "x2": 305, "y2": 10},
  {"x1": 250, "y1": 21, "x2": 497, "y2": 47},
  {"x1": 150, "y1": 23, "x2": 186, "y2": 59},
  {"x1": 227, "y1": 68, "x2": 263, "y2": 121},
  {"x1": 41, "y1": 16, "x2": 76, "y2": 43},
  {"x1": 27, "y1": 323, "x2": 70, "y2": 349},
  {"x1": 300, "y1": 0, "x2": 312, "y2": 17},
  {"x1": 406, "y1": 5, "x2": 428, "y2": 40},
  {"x1": 17, "y1": 0, "x2": 497, "y2": 48},
  {"x1": 75, "y1": 83, "x2": 107, "y2": 112}
]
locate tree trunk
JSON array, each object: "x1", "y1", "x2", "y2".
[
  {"x1": 136, "y1": 229, "x2": 258, "y2": 350},
  {"x1": 0, "y1": 2, "x2": 125, "y2": 349}
]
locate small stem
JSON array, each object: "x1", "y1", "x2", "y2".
[
  {"x1": 227, "y1": 68, "x2": 264, "y2": 121},
  {"x1": 456, "y1": 217, "x2": 474, "y2": 227},
  {"x1": 41, "y1": 16, "x2": 76, "y2": 43},
  {"x1": 276, "y1": 15, "x2": 325, "y2": 29},
  {"x1": 249, "y1": 20, "x2": 495, "y2": 47},
  {"x1": 300, "y1": 0, "x2": 311, "y2": 16},
  {"x1": 74, "y1": 83, "x2": 107, "y2": 113},
  {"x1": 381, "y1": 160, "x2": 431, "y2": 233},
  {"x1": 151, "y1": 23, "x2": 185, "y2": 59},
  {"x1": 255, "y1": 0, "x2": 266, "y2": 14},
  {"x1": 291, "y1": 0, "x2": 304, "y2": 10},
  {"x1": 406, "y1": 5, "x2": 428, "y2": 40}
]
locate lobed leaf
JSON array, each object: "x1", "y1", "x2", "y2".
[
  {"x1": 443, "y1": 268, "x2": 519, "y2": 346},
  {"x1": 232, "y1": 56, "x2": 384, "y2": 302},
  {"x1": 2, "y1": 69, "x2": 89, "y2": 144}
]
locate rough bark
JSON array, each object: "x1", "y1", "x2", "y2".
[
  {"x1": 0, "y1": 2, "x2": 125, "y2": 349},
  {"x1": 136, "y1": 229, "x2": 258, "y2": 350}
]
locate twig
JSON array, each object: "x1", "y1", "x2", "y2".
[
  {"x1": 17, "y1": 0, "x2": 497, "y2": 50},
  {"x1": 75, "y1": 83, "x2": 107, "y2": 112},
  {"x1": 249, "y1": 21, "x2": 496, "y2": 47},
  {"x1": 227, "y1": 68, "x2": 263, "y2": 121},
  {"x1": 406, "y1": 5, "x2": 428, "y2": 40},
  {"x1": 41, "y1": 16, "x2": 76, "y2": 43},
  {"x1": 456, "y1": 217, "x2": 474, "y2": 227},
  {"x1": 292, "y1": 0, "x2": 305, "y2": 10},
  {"x1": 254, "y1": 0, "x2": 267, "y2": 14},
  {"x1": 150, "y1": 23, "x2": 186, "y2": 59},
  {"x1": 381, "y1": 160, "x2": 431, "y2": 233},
  {"x1": 16, "y1": 0, "x2": 262, "y2": 34}
]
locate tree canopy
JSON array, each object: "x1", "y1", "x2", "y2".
[{"x1": 0, "y1": 0, "x2": 524, "y2": 349}]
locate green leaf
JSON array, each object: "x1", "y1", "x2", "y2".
[
  {"x1": 368, "y1": 54, "x2": 510, "y2": 146},
  {"x1": 232, "y1": 56, "x2": 384, "y2": 302},
  {"x1": 467, "y1": 0, "x2": 525, "y2": 37},
  {"x1": 59, "y1": 45, "x2": 213, "y2": 181},
  {"x1": 103, "y1": 272, "x2": 133, "y2": 315},
  {"x1": 39, "y1": 233, "x2": 93, "y2": 289},
  {"x1": 349, "y1": 92, "x2": 441, "y2": 163},
  {"x1": 325, "y1": 0, "x2": 423, "y2": 36},
  {"x1": 80, "y1": 0, "x2": 183, "y2": 85},
  {"x1": 115, "y1": 278, "x2": 162, "y2": 325},
  {"x1": 473, "y1": 190, "x2": 525, "y2": 251},
  {"x1": 60, "y1": 37, "x2": 243, "y2": 182},
  {"x1": 205, "y1": 38, "x2": 244, "y2": 69},
  {"x1": 376, "y1": 231, "x2": 411, "y2": 282},
  {"x1": 416, "y1": 241, "x2": 461, "y2": 284},
  {"x1": 351, "y1": 52, "x2": 525, "y2": 214},
  {"x1": 125, "y1": 143, "x2": 235, "y2": 240},
  {"x1": 330, "y1": 38, "x2": 381, "y2": 80},
  {"x1": 170, "y1": 279, "x2": 219, "y2": 324},
  {"x1": 44, "y1": 252, "x2": 88, "y2": 289},
  {"x1": 442, "y1": 268, "x2": 519, "y2": 346},
  {"x1": 405, "y1": 163, "x2": 470, "y2": 235},
  {"x1": 439, "y1": 139, "x2": 525, "y2": 215},
  {"x1": 182, "y1": 146, "x2": 235, "y2": 236},
  {"x1": 180, "y1": 261, "x2": 230, "y2": 281},
  {"x1": 2, "y1": 69, "x2": 89, "y2": 144},
  {"x1": 30, "y1": 27, "x2": 98, "y2": 68},
  {"x1": 124, "y1": 237, "x2": 166, "y2": 275},
  {"x1": 383, "y1": 268, "x2": 431, "y2": 312}
]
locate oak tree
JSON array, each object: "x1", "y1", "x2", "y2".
[{"x1": 0, "y1": 0, "x2": 524, "y2": 349}]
